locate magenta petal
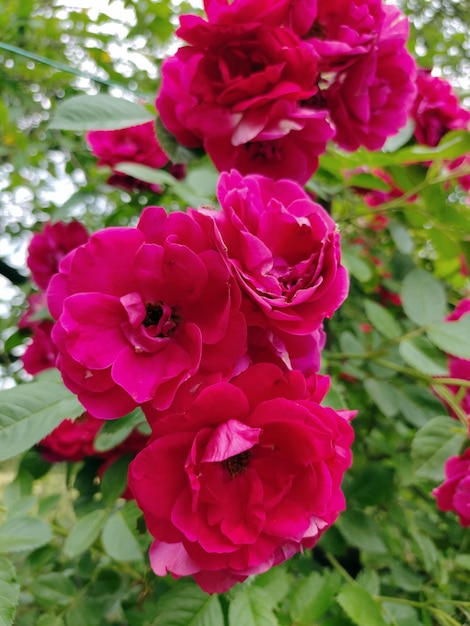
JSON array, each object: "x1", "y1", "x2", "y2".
[
  {"x1": 202, "y1": 419, "x2": 262, "y2": 463},
  {"x1": 149, "y1": 540, "x2": 201, "y2": 577},
  {"x1": 62, "y1": 293, "x2": 126, "y2": 369}
]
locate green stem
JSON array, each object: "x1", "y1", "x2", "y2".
[
  {"x1": 325, "y1": 551, "x2": 357, "y2": 585},
  {"x1": 0, "y1": 42, "x2": 150, "y2": 99},
  {"x1": 432, "y1": 385, "x2": 469, "y2": 427}
]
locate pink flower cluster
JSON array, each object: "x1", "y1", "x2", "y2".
[
  {"x1": 45, "y1": 170, "x2": 354, "y2": 592},
  {"x1": 87, "y1": 122, "x2": 185, "y2": 192},
  {"x1": 156, "y1": 0, "x2": 416, "y2": 183},
  {"x1": 433, "y1": 299, "x2": 470, "y2": 526}
]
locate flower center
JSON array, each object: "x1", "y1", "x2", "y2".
[
  {"x1": 142, "y1": 302, "x2": 177, "y2": 337},
  {"x1": 222, "y1": 450, "x2": 251, "y2": 479},
  {"x1": 143, "y1": 303, "x2": 163, "y2": 328},
  {"x1": 245, "y1": 141, "x2": 281, "y2": 162}
]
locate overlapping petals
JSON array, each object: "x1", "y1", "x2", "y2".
[
  {"x1": 129, "y1": 363, "x2": 354, "y2": 593},
  {"x1": 48, "y1": 207, "x2": 246, "y2": 418},
  {"x1": 433, "y1": 448, "x2": 470, "y2": 527}
]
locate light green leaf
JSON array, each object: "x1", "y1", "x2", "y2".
[
  {"x1": 389, "y1": 222, "x2": 414, "y2": 255},
  {"x1": 401, "y1": 269, "x2": 447, "y2": 326},
  {"x1": 151, "y1": 582, "x2": 224, "y2": 626},
  {"x1": 64, "y1": 509, "x2": 109, "y2": 558},
  {"x1": 396, "y1": 130, "x2": 470, "y2": 163},
  {"x1": 336, "y1": 584, "x2": 388, "y2": 626},
  {"x1": 0, "y1": 376, "x2": 84, "y2": 461},
  {"x1": 342, "y1": 251, "x2": 373, "y2": 283},
  {"x1": 399, "y1": 336, "x2": 448, "y2": 376},
  {"x1": 411, "y1": 416, "x2": 467, "y2": 482},
  {"x1": 0, "y1": 517, "x2": 52, "y2": 554},
  {"x1": 336, "y1": 510, "x2": 386, "y2": 553},
  {"x1": 0, "y1": 558, "x2": 19, "y2": 626},
  {"x1": 427, "y1": 317, "x2": 470, "y2": 359},
  {"x1": 101, "y1": 511, "x2": 143, "y2": 562},
  {"x1": 401, "y1": 269, "x2": 447, "y2": 327},
  {"x1": 290, "y1": 572, "x2": 338, "y2": 624},
  {"x1": 37, "y1": 616, "x2": 65, "y2": 626},
  {"x1": 229, "y1": 587, "x2": 279, "y2": 626},
  {"x1": 49, "y1": 94, "x2": 154, "y2": 131},
  {"x1": 364, "y1": 300, "x2": 402, "y2": 339},
  {"x1": 31, "y1": 574, "x2": 76, "y2": 609},
  {"x1": 364, "y1": 379, "x2": 400, "y2": 417}
]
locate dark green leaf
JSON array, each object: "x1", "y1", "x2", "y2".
[
  {"x1": 155, "y1": 117, "x2": 204, "y2": 164},
  {"x1": 31, "y1": 574, "x2": 76, "y2": 609},
  {"x1": 290, "y1": 572, "x2": 338, "y2": 624},
  {"x1": 93, "y1": 408, "x2": 146, "y2": 452},
  {"x1": 229, "y1": 586, "x2": 279, "y2": 626},
  {"x1": 151, "y1": 582, "x2": 225, "y2": 626}
]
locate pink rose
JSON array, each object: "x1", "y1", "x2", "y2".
[
  {"x1": 19, "y1": 292, "x2": 57, "y2": 375},
  {"x1": 39, "y1": 413, "x2": 103, "y2": 463},
  {"x1": 128, "y1": 363, "x2": 354, "y2": 593},
  {"x1": 411, "y1": 70, "x2": 470, "y2": 147},
  {"x1": 47, "y1": 207, "x2": 246, "y2": 419},
  {"x1": 87, "y1": 122, "x2": 171, "y2": 193},
  {"x1": 156, "y1": 16, "x2": 332, "y2": 182},
  {"x1": 326, "y1": 5, "x2": 416, "y2": 151},
  {"x1": 197, "y1": 170, "x2": 349, "y2": 337},
  {"x1": 27, "y1": 220, "x2": 89, "y2": 290},
  {"x1": 203, "y1": 0, "x2": 317, "y2": 37},
  {"x1": 203, "y1": 102, "x2": 334, "y2": 183},
  {"x1": 433, "y1": 448, "x2": 470, "y2": 527},
  {"x1": 308, "y1": 0, "x2": 385, "y2": 71}
]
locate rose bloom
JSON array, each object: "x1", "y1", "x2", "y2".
[
  {"x1": 442, "y1": 299, "x2": 470, "y2": 420},
  {"x1": 156, "y1": 16, "x2": 333, "y2": 182},
  {"x1": 308, "y1": 0, "x2": 385, "y2": 71},
  {"x1": 39, "y1": 413, "x2": 103, "y2": 463},
  {"x1": 47, "y1": 206, "x2": 246, "y2": 419},
  {"x1": 87, "y1": 122, "x2": 171, "y2": 193},
  {"x1": 27, "y1": 220, "x2": 89, "y2": 290},
  {"x1": 433, "y1": 448, "x2": 470, "y2": 527},
  {"x1": 197, "y1": 170, "x2": 348, "y2": 337},
  {"x1": 18, "y1": 292, "x2": 57, "y2": 375},
  {"x1": 203, "y1": 0, "x2": 317, "y2": 37},
  {"x1": 326, "y1": 5, "x2": 416, "y2": 151},
  {"x1": 411, "y1": 70, "x2": 470, "y2": 147},
  {"x1": 129, "y1": 363, "x2": 354, "y2": 593}
]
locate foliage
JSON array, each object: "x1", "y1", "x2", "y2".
[{"x1": 1, "y1": 1, "x2": 470, "y2": 625}]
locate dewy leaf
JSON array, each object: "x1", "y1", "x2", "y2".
[
  {"x1": 64, "y1": 509, "x2": 109, "y2": 558},
  {"x1": 411, "y1": 416, "x2": 467, "y2": 482},
  {"x1": 364, "y1": 300, "x2": 402, "y2": 339},
  {"x1": 0, "y1": 557, "x2": 19, "y2": 626},
  {"x1": 0, "y1": 376, "x2": 84, "y2": 462},
  {"x1": 336, "y1": 584, "x2": 388, "y2": 626},
  {"x1": 401, "y1": 269, "x2": 447, "y2": 327},
  {"x1": 151, "y1": 582, "x2": 225, "y2": 626},
  {"x1": 48, "y1": 94, "x2": 154, "y2": 131},
  {"x1": 0, "y1": 517, "x2": 52, "y2": 554},
  {"x1": 229, "y1": 587, "x2": 280, "y2": 626},
  {"x1": 427, "y1": 317, "x2": 470, "y2": 359}
]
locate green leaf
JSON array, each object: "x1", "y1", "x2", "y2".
[
  {"x1": 101, "y1": 511, "x2": 143, "y2": 562},
  {"x1": 151, "y1": 582, "x2": 225, "y2": 626},
  {"x1": 49, "y1": 94, "x2": 154, "y2": 131},
  {"x1": 100, "y1": 454, "x2": 131, "y2": 505},
  {"x1": 94, "y1": 408, "x2": 146, "y2": 452},
  {"x1": 36, "y1": 616, "x2": 65, "y2": 626},
  {"x1": 290, "y1": 572, "x2": 338, "y2": 624},
  {"x1": 64, "y1": 509, "x2": 109, "y2": 558},
  {"x1": 364, "y1": 300, "x2": 402, "y2": 339},
  {"x1": 364, "y1": 379, "x2": 400, "y2": 417},
  {"x1": 336, "y1": 510, "x2": 386, "y2": 553},
  {"x1": 401, "y1": 269, "x2": 447, "y2": 327},
  {"x1": 411, "y1": 416, "x2": 467, "y2": 482},
  {"x1": 0, "y1": 558, "x2": 19, "y2": 626},
  {"x1": 396, "y1": 130, "x2": 470, "y2": 163},
  {"x1": 342, "y1": 251, "x2": 373, "y2": 283},
  {"x1": 0, "y1": 375, "x2": 84, "y2": 461},
  {"x1": 155, "y1": 117, "x2": 204, "y2": 164},
  {"x1": 336, "y1": 584, "x2": 388, "y2": 626},
  {"x1": 427, "y1": 317, "x2": 470, "y2": 359},
  {"x1": 31, "y1": 574, "x2": 76, "y2": 609},
  {"x1": 345, "y1": 464, "x2": 395, "y2": 507},
  {"x1": 0, "y1": 517, "x2": 52, "y2": 554},
  {"x1": 399, "y1": 336, "x2": 448, "y2": 376},
  {"x1": 389, "y1": 222, "x2": 414, "y2": 255},
  {"x1": 229, "y1": 586, "x2": 279, "y2": 626}
]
